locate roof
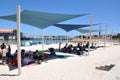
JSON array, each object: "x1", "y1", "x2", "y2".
[{"x1": 0, "y1": 28, "x2": 13, "y2": 33}]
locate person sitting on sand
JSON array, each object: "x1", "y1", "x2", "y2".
[
  {"x1": 13, "y1": 50, "x2": 17, "y2": 58},
  {"x1": 59, "y1": 43, "x2": 62, "y2": 51},
  {"x1": 62, "y1": 43, "x2": 68, "y2": 52},
  {"x1": 21, "y1": 49, "x2": 26, "y2": 58},
  {"x1": 85, "y1": 41, "x2": 89, "y2": 48},
  {"x1": 6, "y1": 45, "x2": 12, "y2": 59},
  {"x1": 67, "y1": 44, "x2": 73, "y2": 53},
  {"x1": 9, "y1": 54, "x2": 18, "y2": 67},
  {"x1": 77, "y1": 42, "x2": 83, "y2": 50},
  {"x1": 90, "y1": 42, "x2": 97, "y2": 49},
  {"x1": 33, "y1": 50, "x2": 42, "y2": 64},
  {"x1": 33, "y1": 50, "x2": 39, "y2": 60},
  {"x1": 22, "y1": 54, "x2": 33, "y2": 65},
  {"x1": 28, "y1": 50, "x2": 33, "y2": 59},
  {"x1": 77, "y1": 42, "x2": 84, "y2": 55},
  {"x1": 49, "y1": 47, "x2": 56, "y2": 57}
]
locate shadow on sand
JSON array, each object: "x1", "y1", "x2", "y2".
[
  {"x1": 0, "y1": 74, "x2": 19, "y2": 76},
  {"x1": 7, "y1": 54, "x2": 73, "y2": 71}
]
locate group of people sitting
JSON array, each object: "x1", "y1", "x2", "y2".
[
  {"x1": 0, "y1": 41, "x2": 98, "y2": 67},
  {"x1": 8, "y1": 50, "x2": 46, "y2": 66},
  {"x1": 11, "y1": 48, "x2": 56, "y2": 67},
  {"x1": 0, "y1": 43, "x2": 56, "y2": 67},
  {"x1": 62, "y1": 41, "x2": 97, "y2": 55}
]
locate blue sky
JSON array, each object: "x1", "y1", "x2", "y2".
[{"x1": 0, "y1": 0, "x2": 120, "y2": 37}]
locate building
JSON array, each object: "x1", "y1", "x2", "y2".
[
  {"x1": 0, "y1": 28, "x2": 15, "y2": 40},
  {"x1": 0, "y1": 28, "x2": 22, "y2": 40}
]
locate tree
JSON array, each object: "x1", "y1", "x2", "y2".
[{"x1": 117, "y1": 33, "x2": 120, "y2": 40}]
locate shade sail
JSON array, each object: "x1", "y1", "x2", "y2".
[
  {"x1": 53, "y1": 24, "x2": 98, "y2": 32},
  {"x1": 76, "y1": 28, "x2": 101, "y2": 34},
  {"x1": 0, "y1": 10, "x2": 87, "y2": 29}
]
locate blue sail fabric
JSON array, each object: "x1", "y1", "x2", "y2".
[
  {"x1": 54, "y1": 24, "x2": 98, "y2": 32},
  {"x1": 0, "y1": 10, "x2": 87, "y2": 29},
  {"x1": 76, "y1": 28, "x2": 102, "y2": 33}
]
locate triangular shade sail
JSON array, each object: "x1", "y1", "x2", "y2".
[
  {"x1": 53, "y1": 24, "x2": 98, "y2": 32},
  {"x1": 0, "y1": 10, "x2": 87, "y2": 29},
  {"x1": 76, "y1": 28, "x2": 101, "y2": 34}
]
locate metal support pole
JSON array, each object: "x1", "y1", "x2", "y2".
[
  {"x1": 99, "y1": 25, "x2": 102, "y2": 38},
  {"x1": 88, "y1": 13, "x2": 93, "y2": 55},
  {"x1": 99, "y1": 25, "x2": 102, "y2": 46},
  {"x1": 81, "y1": 34, "x2": 83, "y2": 42},
  {"x1": 17, "y1": 5, "x2": 21, "y2": 75},
  {"x1": 41, "y1": 29, "x2": 44, "y2": 51},
  {"x1": 104, "y1": 23, "x2": 108, "y2": 50},
  {"x1": 66, "y1": 32, "x2": 68, "y2": 43},
  {"x1": 110, "y1": 29, "x2": 113, "y2": 46}
]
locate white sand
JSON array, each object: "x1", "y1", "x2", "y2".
[
  {"x1": 0, "y1": 43, "x2": 120, "y2": 80},
  {"x1": 10, "y1": 42, "x2": 68, "y2": 53}
]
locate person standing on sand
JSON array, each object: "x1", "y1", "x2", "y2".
[{"x1": 1, "y1": 43, "x2": 7, "y2": 65}]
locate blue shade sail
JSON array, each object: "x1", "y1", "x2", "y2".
[
  {"x1": 54, "y1": 24, "x2": 98, "y2": 32},
  {"x1": 0, "y1": 10, "x2": 87, "y2": 29},
  {"x1": 76, "y1": 28, "x2": 101, "y2": 33}
]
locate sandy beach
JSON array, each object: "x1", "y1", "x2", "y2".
[
  {"x1": 0, "y1": 0, "x2": 120, "y2": 80},
  {"x1": 0, "y1": 42, "x2": 120, "y2": 80}
]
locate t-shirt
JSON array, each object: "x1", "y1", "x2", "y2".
[
  {"x1": 2, "y1": 49, "x2": 7, "y2": 57},
  {"x1": 23, "y1": 58, "x2": 31, "y2": 65}
]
